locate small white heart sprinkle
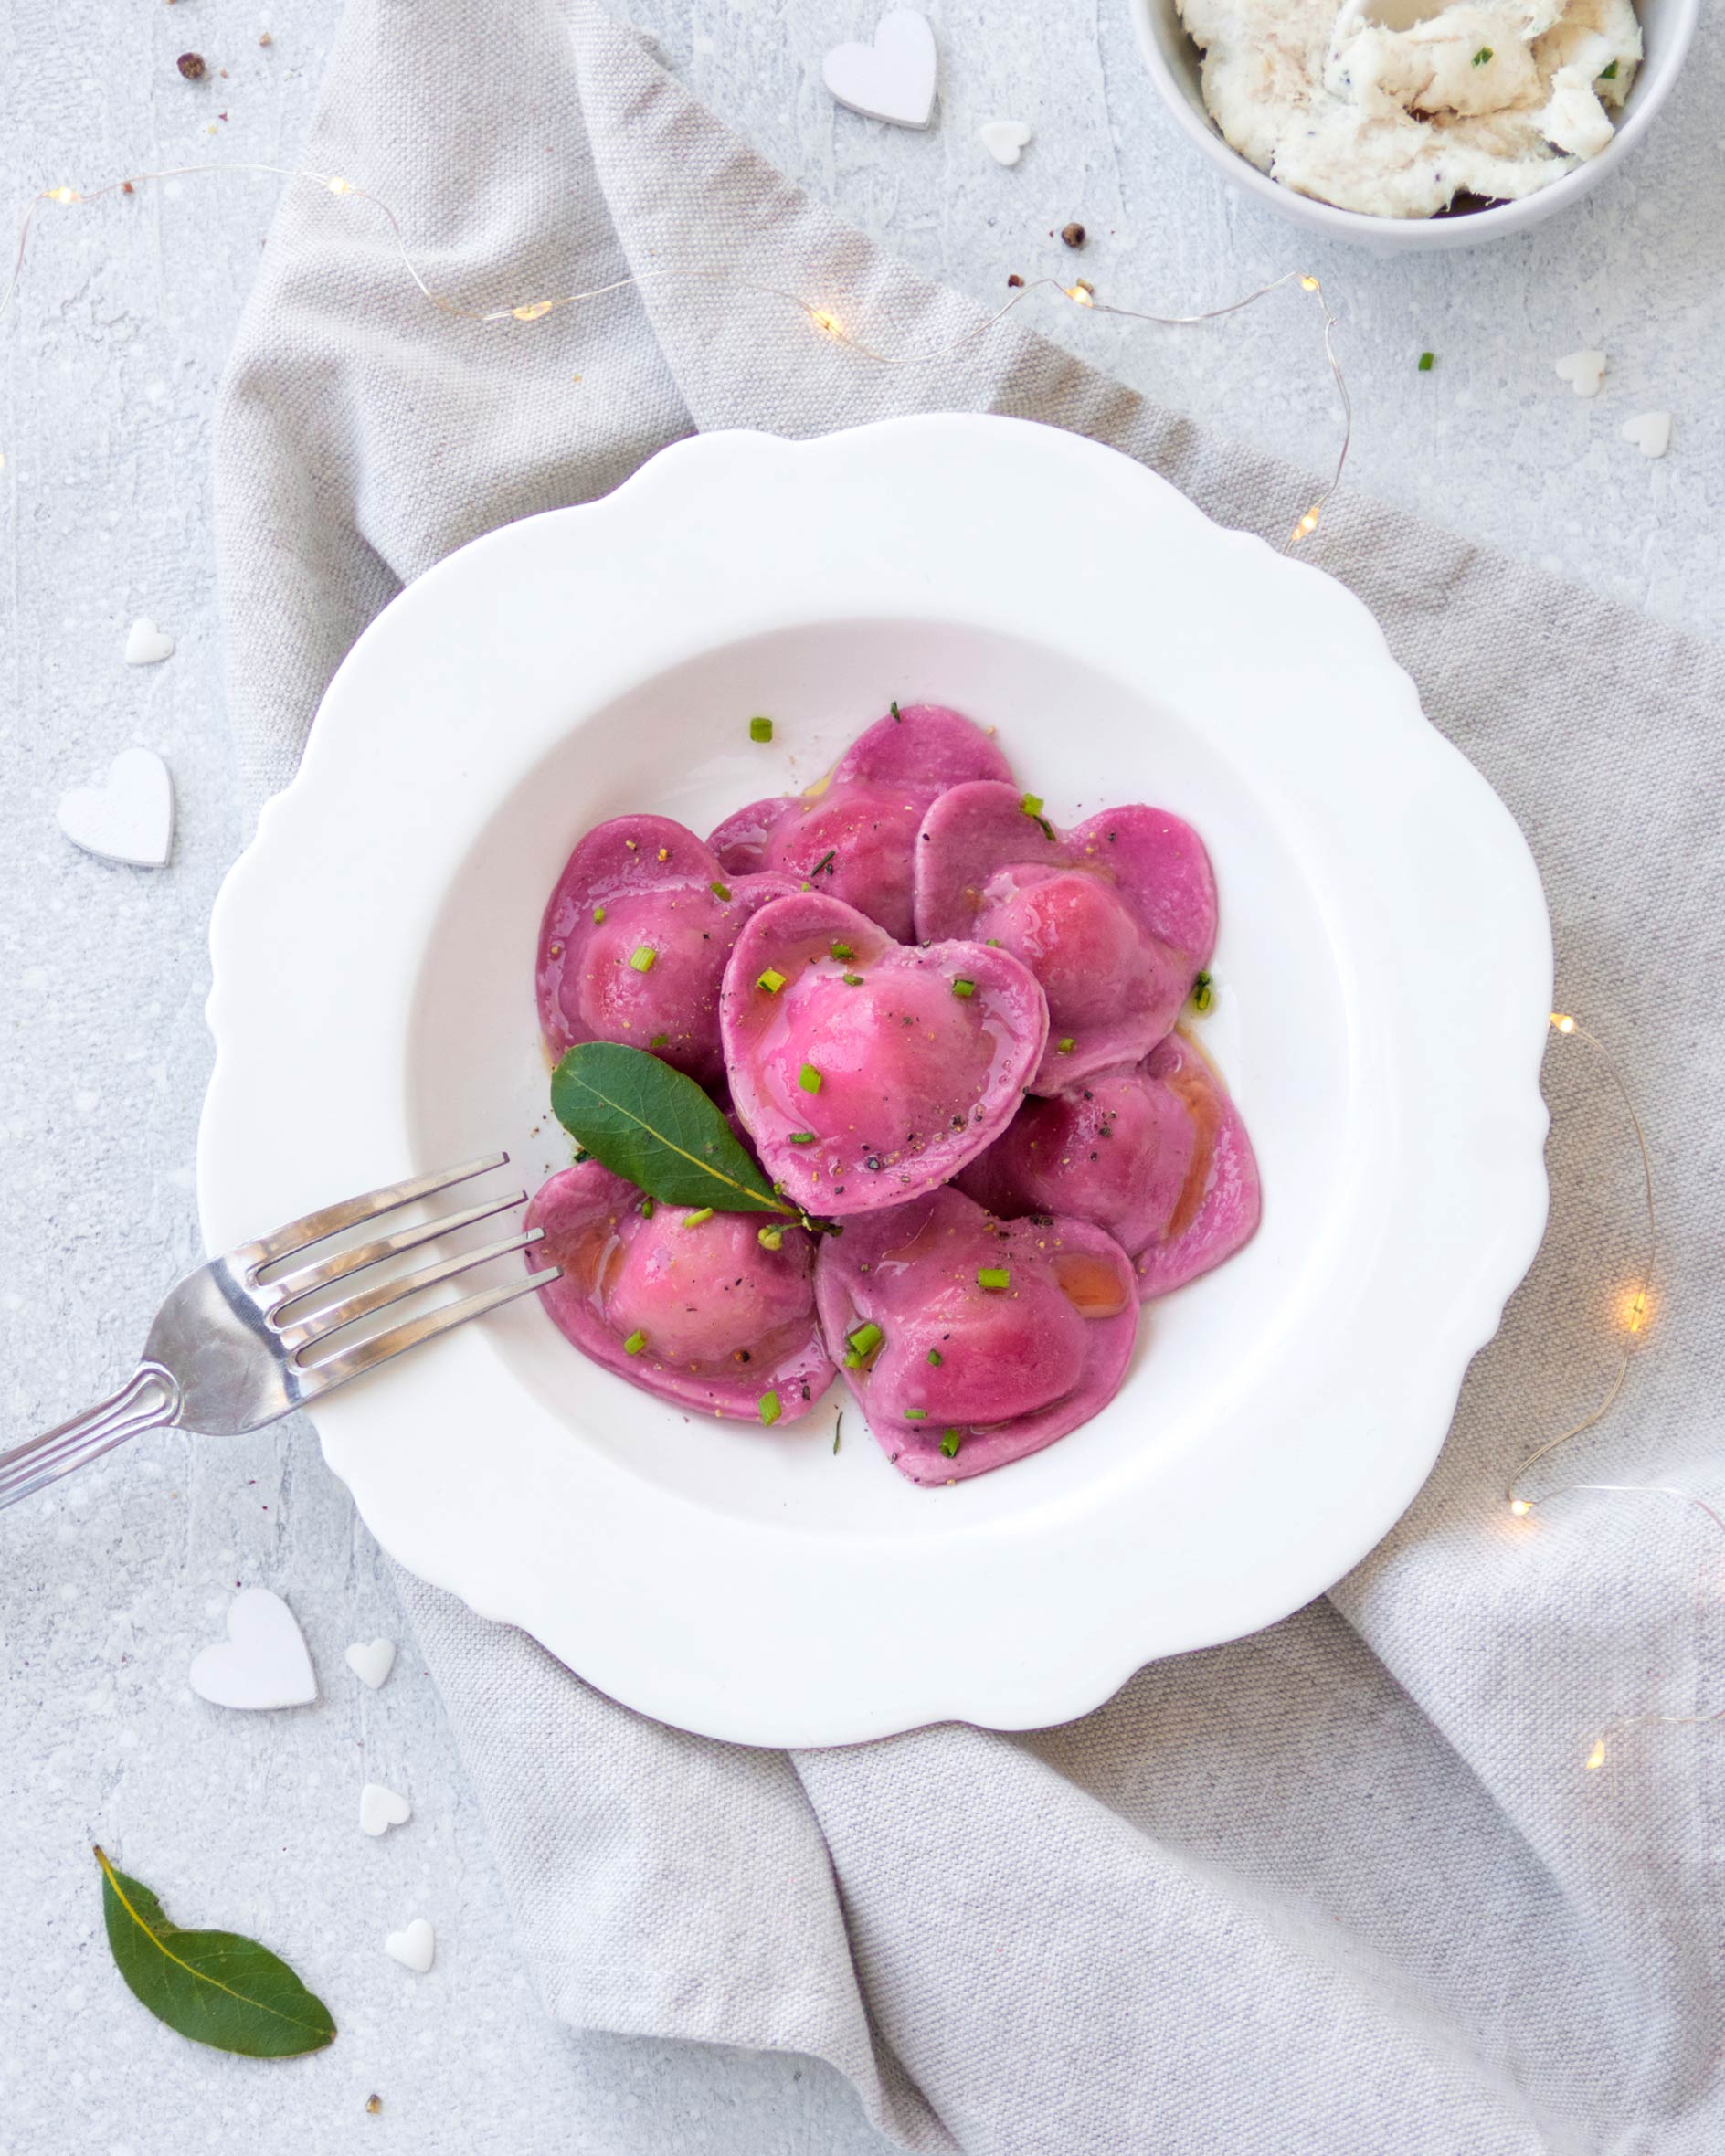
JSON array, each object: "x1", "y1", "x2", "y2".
[
  {"x1": 124, "y1": 617, "x2": 175, "y2": 665},
  {"x1": 359, "y1": 1781, "x2": 411, "y2": 1837},
  {"x1": 979, "y1": 120, "x2": 1032, "y2": 167},
  {"x1": 1553, "y1": 350, "x2": 1605, "y2": 398},
  {"x1": 188, "y1": 1588, "x2": 317, "y2": 1711},
  {"x1": 345, "y1": 1638, "x2": 397, "y2": 1689},
  {"x1": 1620, "y1": 410, "x2": 1671, "y2": 459},
  {"x1": 822, "y1": 8, "x2": 937, "y2": 129},
  {"x1": 57, "y1": 746, "x2": 175, "y2": 869},
  {"x1": 384, "y1": 1918, "x2": 435, "y2": 1973}
]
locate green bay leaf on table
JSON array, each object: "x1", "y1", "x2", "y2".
[
  {"x1": 550, "y1": 1041, "x2": 790, "y2": 1216},
  {"x1": 96, "y1": 1845, "x2": 336, "y2": 2059}
]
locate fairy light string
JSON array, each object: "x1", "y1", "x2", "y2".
[
  {"x1": 22, "y1": 164, "x2": 1695, "y2": 1776},
  {"x1": 1504, "y1": 1014, "x2": 1710, "y2": 1773},
  {"x1": 5, "y1": 164, "x2": 1350, "y2": 552}
]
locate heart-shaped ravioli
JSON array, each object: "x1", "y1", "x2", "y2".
[
  {"x1": 721, "y1": 893, "x2": 1047, "y2": 1216},
  {"x1": 815, "y1": 1186, "x2": 1138, "y2": 1484},
  {"x1": 525, "y1": 1160, "x2": 834, "y2": 1423},
  {"x1": 915, "y1": 782, "x2": 1216, "y2": 1090},
  {"x1": 708, "y1": 704, "x2": 1013, "y2": 942},
  {"x1": 957, "y1": 1031, "x2": 1260, "y2": 1300},
  {"x1": 538, "y1": 814, "x2": 799, "y2": 1087}
]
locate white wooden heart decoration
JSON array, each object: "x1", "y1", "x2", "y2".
[
  {"x1": 359, "y1": 1781, "x2": 412, "y2": 1837},
  {"x1": 1554, "y1": 350, "x2": 1605, "y2": 398},
  {"x1": 124, "y1": 617, "x2": 175, "y2": 665},
  {"x1": 384, "y1": 1918, "x2": 435, "y2": 1973},
  {"x1": 189, "y1": 1587, "x2": 317, "y2": 1710},
  {"x1": 822, "y1": 8, "x2": 937, "y2": 129},
  {"x1": 345, "y1": 1637, "x2": 397, "y2": 1690},
  {"x1": 57, "y1": 746, "x2": 175, "y2": 869},
  {"x1": 1620, "y1": 410, "x2": 1672, "y2": 459},
  {"x1": 979, "y1": 120, "x2": 1032, "y2": 167}
]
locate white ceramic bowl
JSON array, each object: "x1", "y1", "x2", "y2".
[
  {"x1": 1130, "y1": 0, "x2": 1698, "y2": 251},
  {"x1": 200, "y1": 416, "x2": 1551, "y2": 1746}
]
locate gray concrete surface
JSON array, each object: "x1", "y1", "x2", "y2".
[{"x1": 1, "y1": 0, "x2": 1719, "y2": 2151}]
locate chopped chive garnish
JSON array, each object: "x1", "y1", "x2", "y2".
[
  {"x1": 629, "y1": 945, "x2": 656, "y2": 972},
  {"x1": 788, "y1": 1132, "x2": 816, "y2": 1145},
  {"x1": 984, "y1": 938, "x2": 1000, "y2": 946},
  {"x1": 1418, "y1": 352, "x2": 1434, "y2": 372},
  {"x1": 757, "y1": 967, "x2": 787, "y2": 993},
  {"x1": 831, "y1": 940, "x2": 855, "y2": 961},
  {"x1": 1021, "y1": 793, "x2": 1044, "y2": 818},
  {"x1": 758, "y1": 1390, "x2": 782, "y2": 1425},
  {"x1": 1191, "y1": 969, "x2": 1215, "y2": 1013},
  {"x1": 832, "y1": 1414, "x2": 842, "y2": 1454},
  {"x1": 939, "y1": 1429, "x2": 963, "y2": 1459},
  {"x1": 1056, "y1": 1036, "x2": 1076, "y2": 1053},
  {"x1": 842, "y1": 972, "x2": 863, "y2": 987},
  {"x1": 623, "y1": 1329, "x2": 647, "y2": 1356},
  {"x1": 640, "y1": 1197, "x2": 655, "y2": 1218},
  {"x1": 683, "y1": 1207, "x2": 714, "y2": 1228},
  {"x1": 748, "y1": 715, "x2": 774, "y2": 743},
  {"x1": 811, "y1": 850, "x2": 837, "y2": 877},
  {"x1": 799, "y1": 1063, "x2": 823, "y2": 1093},
  {"x1": 904, "y1": 1408, "x2": 928, "y2": 1421},
  {"x1": 950, "y1": 978, "x2": 976, "y2": 999},
  {"x1": 757, "y1": 1224, "x2": 785, "y2": 1250},
  {"x1": 926, "y1": 1348, "x2": 943, "y2": 1366},
  {"x1": 1600, "y1": 57, "x2": 1618, "y2": 78},
  {"x1": 1472, "y1": 44, "x2": 1492, "y2": 62},
  {"x1": 710, "y1": 880, "x2": 732, "y2": 901},
  {"x1": 847, "y1": 1322, "x2": 883, "y2": 1358},
  {"x1": 650, "y1": 1032, "x2": 670, "y2": 1048},
  {"x1": 890, "y1": 700, "x2": 901, "y2": 719},
  {"x1": 592, "y1": 904, "x2": 606, "y2": 924},
  {"x1": 977, "y1": 1266, "x2": 1011, "y2": 1292}
]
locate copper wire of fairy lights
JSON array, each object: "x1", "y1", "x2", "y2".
[
  {"x1": 5, "y1": 164, "x2": 1349, "y2": 551},
  {"x1": 9, "y1": 168, "x2": 1701, "y2": 1776},
  {"x1": 1507, "y1": 1016, "x2": 1713, "y2": 1771}
]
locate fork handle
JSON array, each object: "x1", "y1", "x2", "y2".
[{"x1": 0, "y1": 1362, "x2": 183, "y2": 1511}]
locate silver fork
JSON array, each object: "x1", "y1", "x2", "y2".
[{"x1": 0, "y1": 1153, "x2": 559, "y2": 1511}]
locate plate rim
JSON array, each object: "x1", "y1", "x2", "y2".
[{"x1": 200, "y1": 414, "x2": 1552, "y2": 1745}]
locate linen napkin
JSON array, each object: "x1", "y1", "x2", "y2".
[{"x1": 213, "y1": 3, "x2": 1725, "y2": 2150}]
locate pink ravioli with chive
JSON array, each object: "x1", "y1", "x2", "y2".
[
  {"x1": 537, "y1": 813, "x2": 799, "y2": 1088},
  {"x1": 525, "y1": 1159, "x2": 834, "y2": 1422},
  {"x1": 707, "y1": 704, "x2": 1014, "y2": 942},
  {"x1": 815, "y1": 1186, "x2": 1138, "y2": 1485},
  {"x1": 720, "y1": 892, "x2": 1048, "y2": 1218},
  {"x1": 957, "y1": 1031, "x2": 1261, "y2": 1300},
  {"x1": 915, "y1": 782, "x2": 1217, "y2": 1091}
]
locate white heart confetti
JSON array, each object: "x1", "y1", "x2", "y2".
[
  {"x1": 345, "y1": 1637, "x2": 397, "y2": 1690},
  {"x1": 123, "y1": 617, "x2": 175, "y2": 665},
  {"x1": 57, "y1": 746, "x2": 175, "y2": 869},
  {"x1": 359, "y1": 1781, "x2": 412, "y2": 1837},
  {"x1": 384, "y1": 1918, "x2": 435, "y2": 1973},
  {"x1": 822, "y1": 8, "x2": 937, "y2": 129},
  {"x1": 979, "y1": 120, "x2": 1032, "y2": 167},
  {"x1": 189, "y1": 1588, "x2": 317, "y2": 1711},
  {"x1": 1620, "y1": 410, "x2": 1671, "y2": 459},
  {"x1": 1553, "y1": 349, "x2": 1605, "y2": 397}
]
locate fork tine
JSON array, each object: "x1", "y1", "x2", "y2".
[
  {"x1": 248, "y1": 1152, "x2": 511, "y2": 1269},
  {"x1": 294, "y1": 1265, "x2": 561, "y2": 1393},
  {"x1": 267, "y1": 1190, "x2": 525, "y2": 1310},
  {"x1": 277, "y1": 1226, "x2": 546, "y2": 1353}
]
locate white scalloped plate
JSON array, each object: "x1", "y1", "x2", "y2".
[{"x1": 200, "y1": 416, "x2": 1550, "y2": 1747}]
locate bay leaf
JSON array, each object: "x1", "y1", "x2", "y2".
[
  {"x1": 550, "y1": 1041, "x2": 790, "y2": 1216},
  {"x1": 96, "y1": 1845, "x2": 336, "y2": 2059}
]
